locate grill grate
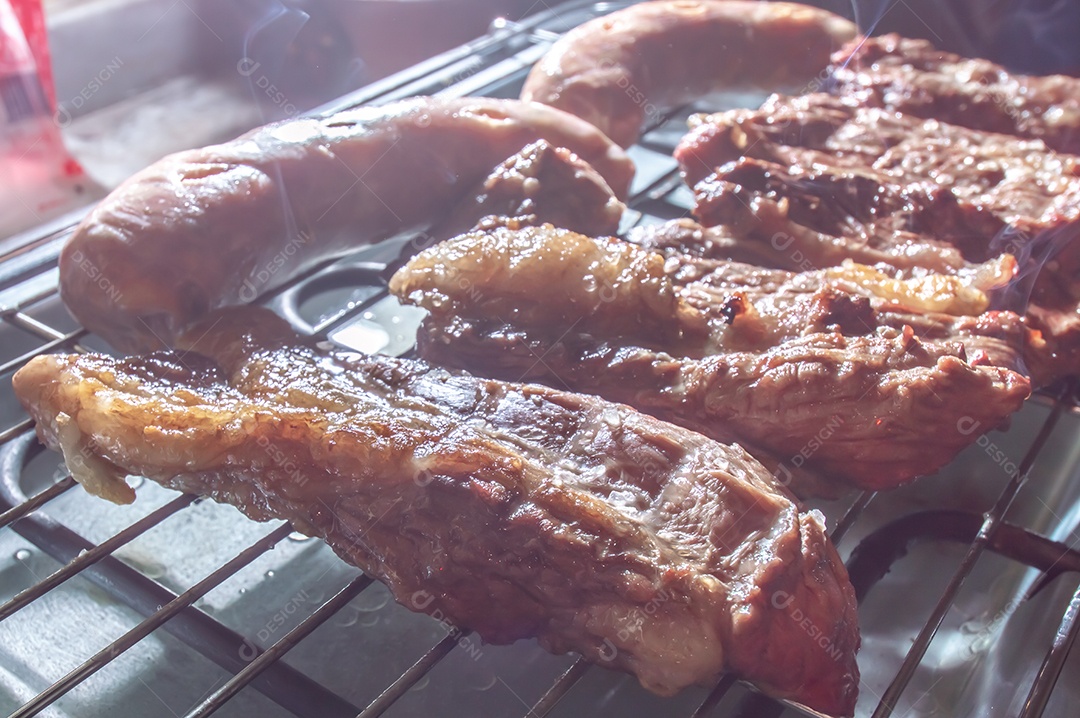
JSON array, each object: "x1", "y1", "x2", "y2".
[{"x1": 2, "y1": 2, "x2": 1080, "y2": 716}]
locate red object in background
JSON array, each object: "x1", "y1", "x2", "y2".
[
  {"x1": 9, "y1": 0, "x2": 56, "y2": 106},
  {"x1": 0, "y1": 0, "x2": 89, "y2": 236}
]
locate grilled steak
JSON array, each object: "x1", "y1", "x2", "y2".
[
  {"x1": 675, "y1": 93, "x2": 1080, "y2": 384},
  {"x1": 391, "y1": 225, "x2": 1031, "y2": 495},
  {"x1": 628, "y1": 219, "x2": 1035, "y2": 374},
  {"x1": 13, "y1": 307, "x2": 860, "y2": 716},
  {"x1": 830, "y1": 34, "x2": 1080, "y2": 155}
]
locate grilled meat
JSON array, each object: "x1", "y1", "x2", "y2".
[
  {"x1": 424, "y1": 139, "x2": 625, "y2": 243},
  {"x1": 58, "y1": 97, "x2": 634, "y2": 353},
  {"x1": 519, "y1": 0, "x2": 857, "y2": 147},
  {"x1": 626, "y1": 219, "x2": 1036, "y2": 373},
  {"x1": 391, "y1": 225, "x2": 1031, "y2": 495},
  {"x1": 675, "y1": 93, "x2": 1080, "y2": 384},
  {"x1": 13, "y1": 307, "x2": 860, "y2": 716},
  {"x1": 830, "y1": 34, "x2": 1080, "y2": 155}
]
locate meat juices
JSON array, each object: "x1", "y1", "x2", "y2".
[
  {"x1": 39, "y1": 16, "x2": 1080, "y2": 714},
  {"x1": 391, "y1": 225, "x2": 1030, "y2": 496},
  {"x1": 13, "y1": 307, "x2": 859, "y2": 715},
  {"x1": 676, "y1": 92, "x2": 1080, "y2": 385},
  {"x1": 831, "y1": 34, "x2": 1080, "y2": 155}
]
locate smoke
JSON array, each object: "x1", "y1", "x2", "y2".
[
  {"x1": 992, "y1": 0, "x2": 1080, "y2": 74},
  {"x1": 988, "y1": 223, "x2": 1079, "y2": 314},
  {"x1": 233, "y1": 1, "x2": 313, "y2": 301},
  {"x1": 810, "y1": 0, "x2": 1079, "y2": 74},
  {"x1": 238, "y1": 0, "x2": 311, "y2": 123}
]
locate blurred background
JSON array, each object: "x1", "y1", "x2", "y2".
[{"x1": 2, "y1": 0, "x2": 1079, "y2": 238}]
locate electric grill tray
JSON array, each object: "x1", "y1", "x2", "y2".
[{"x1": 2, "y1": 2, "x2": 1080, "y2": 716}]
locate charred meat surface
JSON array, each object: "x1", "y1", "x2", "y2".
[
  {"x1": 831, "y1": 34, "x2": 1080, "y2": 155},
  {"x1": 425, "y1": 139, "x2": 626, "y2": 243},
  {"x1": 391, "y1": 225, "x2": 1031, "y2": 495},
  {"x1": 675, "y1": 93, "x2": 1080, "y2": 384},
  {"x1": 628, "y1": 220, "x2": 1035, "y2": 374},
  {"x1": 13, "y1": 307, "x2": 859, "y2": 716}
]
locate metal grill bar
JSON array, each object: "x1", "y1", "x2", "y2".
[
  {"x1": 635, "y1": 167, "x2": 685, "y2": 203},
  {"x1": 528, "y1": 657, "x2": 591, "y2": 718},
  {"x1": 11, "y1": 523, "x2": 294, "y2": 718},
  {"x1": 303, "y1": 262, "x2": 394, "y2": 337},
  {"x1": 0, "y1": 475, "x2": 74, "y2": 530},
  {"x1": 1021, "y1": 580, "x2": 1080, "y2": 717},
  {"x1": 689, "y1": 674, "x2": 739, "y2": 718},
  {"x1": 0, "y1": 206, "x2": 88, "y2": 278},
  {"x1": 5, "y1": 311, "x2": 73, "y2": 342},
  {"x1": 0, "y1": 430, "x2": 358, "y2": 718},
  {"x1": 846, "y1": 510, "x2": 1080, "y2": 603},
  {"x1": 186, "y1": 574, "x2": 376, "y2": 718},
  {"x1": 0, "y1": 328, "x2": 85, "y2": 377},
  {"x1": 0, "y1": 419, "x2": 33, "y2": 445},
  {"x1": 2, "y1": 2, "x2": 1080, "y2": 717},
  {"x1": 832, "y1": 491, "x2": 876, "y2": 545},
  {"x1": 872, "y1": 382, "x2": 1074, "y2": 718},
  {"x1": 0, "y1": 493, "x2": 197, "y2": 622},
  {"x1": 355, "y1": 631, "x2": 470, "y2": 718},
  {"x1": 0, "y1": 283, "x2": 60, "y2": 313}
]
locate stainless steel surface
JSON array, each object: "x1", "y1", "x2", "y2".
[
  {"x1": 1023, "y1": 583, "x2": 1080, "y2": 718},
  {"x1": 871, "y1": 392, "x2": 1071, "y2": 718},
  {"x1": 2, "y1": 2, "x2": 1080, "y2": 716},
  {"x1": 188, "y1": 574, "x2": 376, "y2": 718}
]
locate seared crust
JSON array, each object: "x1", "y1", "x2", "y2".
[
  {"x1": 676, "y1": 93, "x2": 1080, "y2": 384},
  {"x1": 14, "y1": 307, "x2": 859, "y2": 715},
  {"x1": 521, "y1": 0, "x2": 857, "y2": 146},
  {"x1": 393, "y1": 226, "x2": 1031, "y2": 494},
  {"x1": 832, "y1": 34, "x2": 1080, "y2": 155},
  {"x1": 60, "y1": 97, "x2": 633, "y2": 353}
]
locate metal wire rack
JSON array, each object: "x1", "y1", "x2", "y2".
[{"x1": 2, "y1": 2, "x2": 1080, "y2": 717}]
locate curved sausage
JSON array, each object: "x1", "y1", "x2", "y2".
[
  {"x1": 60, "y1": 96, "x2": 635, "y2": 352},
  {"x1": 521, "y1": 0, "x2": 859, "y2": 147}
]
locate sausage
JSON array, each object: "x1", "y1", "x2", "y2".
[
  {"x1": 60, "y1": 96, "x2": 635, "y2": 352},
  {"x1": 521, "y1": 0, "x2": 859, "y2": 147}
]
